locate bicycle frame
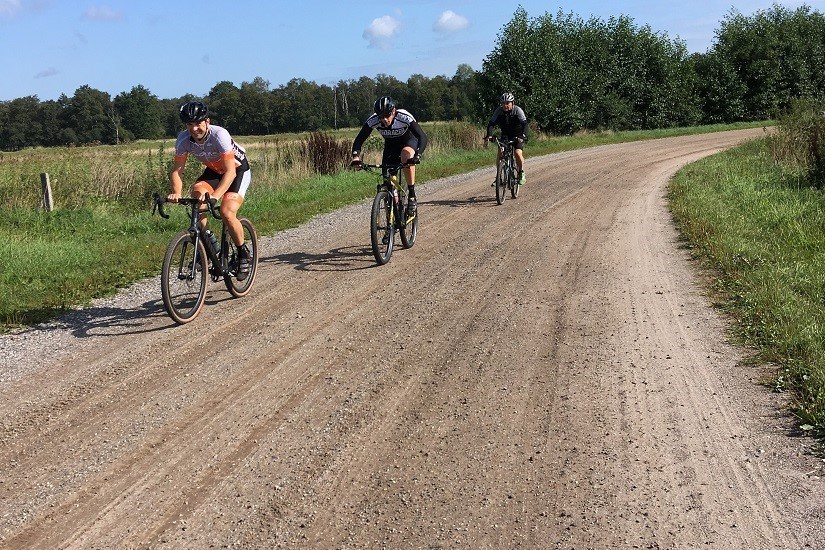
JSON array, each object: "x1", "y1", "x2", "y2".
[
  {"x1": 361, "y1": 163, "x2": 412, "y2": 228},
  {"x1": 358, "y1": 162, "x2": 419, "y2": 265},
  {"x1": 153, "y1": 192, "x2": 226, "y2": 280},
  {"x1": 492, "y1": 136, "x2": 520, "y2": 204}
]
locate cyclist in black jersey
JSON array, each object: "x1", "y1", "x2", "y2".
[
  {"x1": 350, "y1": 96, "x2": 428, "y2": 214},
  {"x1": 484, "y1": 92, "x2": 528, "y2": 186}
]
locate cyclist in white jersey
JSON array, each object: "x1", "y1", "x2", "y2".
[
  {"x1": 350, "y1": 96, "x2": 428, "y2": 214},
  {"x1": 168, "y1": 101, "x2": 252, "y2": 279}
]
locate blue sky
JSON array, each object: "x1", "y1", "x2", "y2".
[{"x1": 0, "y1": 0, "x2": 819, "y2": 102}]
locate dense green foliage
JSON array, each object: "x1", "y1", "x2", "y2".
[{"x1": 2, "y1": 4, "x2": 825, "y2": 150}]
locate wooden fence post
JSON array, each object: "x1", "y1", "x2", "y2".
[{"x1": 40, "y1": 173, "x2": 53, "y2": 211}]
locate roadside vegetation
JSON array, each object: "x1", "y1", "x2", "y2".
[{"x1": 670, "y1": 99, "x2": 825, "y2": 437}]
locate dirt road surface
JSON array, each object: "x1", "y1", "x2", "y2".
[{"x1": 1, "y1": 128, "x2": 823, "y2": 549}]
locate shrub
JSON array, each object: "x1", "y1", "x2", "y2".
[
  {"x1": 301, "y1": 132, "x2": 352, "y2": 176},
  {"x1": 769, "y1": 98, "x2": 825, "y2": 188}
]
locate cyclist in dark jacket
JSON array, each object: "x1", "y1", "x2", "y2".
[
  {"x1": 350, "y1": 96, "x2": 428, "y2": 214},
  {"x1": 484, "y1": 92, "x2": 528, "y2": 185}
]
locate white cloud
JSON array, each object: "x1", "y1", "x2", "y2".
[
  {"x1": 83, "y1": 5, "x2": 122, "y2": 21},
  {"x1": 434, "y1": 10, "x2": 469, "y2": 34},
  {"x1": 363, "y1": 15, "x2": 400, "y2": 50},
  {"x1": 0, "y1": 0, "x2": 21, "y2": 18}
]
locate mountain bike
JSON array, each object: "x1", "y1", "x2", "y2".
[
  {"x1": 491, "y1": 136, "x2": 521, "y2": 205},
  {"x1": 152, "y1": 192, "x2": 259, "y2": 324},
  {"x1": 359, "y1": 162, "x2": 419, "y2": 265}
]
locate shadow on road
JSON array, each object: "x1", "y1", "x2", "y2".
[{"x1": 261, "y1": 245, "x2": 375, "y2": 272}]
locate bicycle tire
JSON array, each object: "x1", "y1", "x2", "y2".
[
  {"x1": 161, "y1": 230, "x2": 207, "y2": 324},
  {"x1": 400, "y1": 199, "x2": 418, "y2": 249},
  {"x1": 370, "y1": 189, "x2": 394, "y2": 265},
  {"x1": 510, "y1": 158, "x2": 520, "y2": 199},
  {"x1": 495, "y1": 161, "x2": 507, "y2": 205},
  {"x1": 224, "y1": 218, "x2": 259, "y2": 297}
]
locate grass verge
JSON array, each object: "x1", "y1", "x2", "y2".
[{"x1": 669, "y1": 138, "x2": 825, "y2": 434}]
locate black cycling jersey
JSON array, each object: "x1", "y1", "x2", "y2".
[
  {"x1": 351, "y1": 108, "x2": 428, "y2": 159},
  {"x1": 486, "y1": 105, "x2": 528, "y2": 139}
]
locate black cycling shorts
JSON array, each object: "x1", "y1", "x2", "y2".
[{"x1": 382, "y1": 135, "x2": 419, "y2": 165}]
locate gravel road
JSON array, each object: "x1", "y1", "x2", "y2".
[{"x1": 1, "y1": 128, "x2": 823, "y2": 549}]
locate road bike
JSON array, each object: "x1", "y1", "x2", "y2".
[
  {"x1": 152, "y1": 192, "x2": 259, "y2": 324},
  {"x1": 359, "y1": 162, "x2": 419, "y2": 265},
  {"x1": 491, "y1": 136, "x2": 521, "y2": 205}
]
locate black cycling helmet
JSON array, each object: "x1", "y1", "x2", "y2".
[
  {"x1": 374, "y1": 96, "x2": 396, "y2": 117},
  {"x1": 179, "y1": 101, "x2": 209, "y2": 123},
  {"x1": 500, "y1": 92, "x2": 515, "y2": 103}
]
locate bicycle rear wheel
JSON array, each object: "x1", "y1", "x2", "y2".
[
  {"x1": 495, "y1": 161, "x2": 507, "y2": 205},
  {"x1": 370, "y1": 189, "x2": 395, "y2": 265},
  {"x1": 161, "y1": 230, "x2": 207, "y2": 324},
  {"x1": 400, "y1": 198, "x2": 418, "y2": 249},
  {"x1": 224, "y1": 218, "x2": 259, "y2": 297}
]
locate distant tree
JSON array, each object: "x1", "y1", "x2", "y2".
[
  {"x1": 336, "y1": 76, "x2": 377, "y2": 127},
  {"x1": 709, "y1": 4, "x2": 825, "y2": 120},
  {"x1": 448, "y1": 64, "x2": 479, "y2": 121},
  {"x1": 38, "y1": 100, "x2": 65, "y2": 146},
  {"x1": 374, "y1": 74, "x2": 406, "y2": 107},
  {"x1": 207, "y1": 81, "x2": 242, "y2": 130},
  {"x1": 114, "y1": 85, "x2": 164, "y2": 140},
  {"x1": 271, "y1": 78, "x2": 329, "y2": 132},
  {"x1": 62, "y1": 85, "x2": 116, "y2": 144},
  {"x1": 0, "y1": 96, "x2": 43, "y2": 150},
  {"x1": 481, "y1": 8, "x2": 700, "y2": 134},
  {"x1": 406, "y1": 74, "x2": 448, "y2": 121},
  {"x1": 238, "y1": 77, "x2": 272, "y2": 135}
]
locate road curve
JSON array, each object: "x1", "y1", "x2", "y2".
[{"x1": 1, "y1": 128, "x2": 823, "y2": 549}]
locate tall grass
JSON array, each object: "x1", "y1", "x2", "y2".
[
  {"x1": 669, "y1": 138, "x2": 825, "y2": 433},
  {"x1": 767, "y1": 98, "x2": 825, "y2": 188}
]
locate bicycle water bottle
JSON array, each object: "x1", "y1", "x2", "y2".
[
  {"x1": 393, "y1": 188, "x2": 399, "y2": 204},
  {"x1": 205, "y1": 229, "x2": 219, "y2": 256}
]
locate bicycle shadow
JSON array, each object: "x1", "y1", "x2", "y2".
[
  {"x1": 425, "y1": 195, "x2": 498, "y2": 208},
  {"x1": 261, "y1": 244, "x2": 376, "y2": 272},
  {"x1": 13, "y1": 297, "x2": 175, "y2": 339}
]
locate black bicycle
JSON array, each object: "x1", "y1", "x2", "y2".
[
  {"x1": 359, "y1": 162, "x2": 419, "y2": 265},
  {"x1": 152, "y1": 192, "x2": 259, "y2": 324},
  {"x1": 492, "y1": 136, "x2": 521, "y2": 205}
]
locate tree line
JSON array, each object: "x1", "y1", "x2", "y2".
[{"x1": 1, "y1": 4, "x2": 823, "y2": 151}]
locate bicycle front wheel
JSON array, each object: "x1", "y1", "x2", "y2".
[
  {"x1": 370, "y1": 190, "x2": 395, "y2": 265},
  {"x1": 400, "y1": 199, "x2": 418, "y2": 249},
  {"x1": 510, "y1": 160, "x2": 520, "y2": 199},
  {"x1": 161, "y1": 230, "x2": 207, "y2": 324},
  {"x1": 224, "y1": 218, "x2": 259, "y2": 297},
  {"x1": 495, "y1": 161, "x2": 507, "y2": 205}
]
